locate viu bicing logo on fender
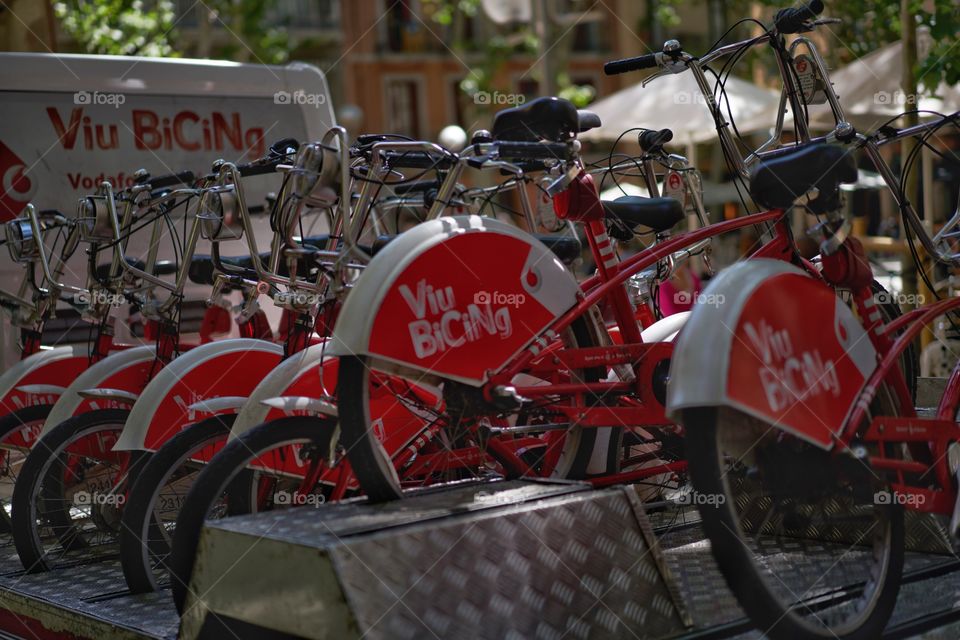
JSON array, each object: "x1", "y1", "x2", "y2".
[{"x1": 399, "y1": 278, "x2": 514, "y2": 359}]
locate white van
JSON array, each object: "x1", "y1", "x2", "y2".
[{"x1": 0, "y1": 53, "x2": 336, "y2": 358}]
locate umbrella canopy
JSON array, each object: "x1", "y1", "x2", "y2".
[
  {"x1": 801, "y1": 41, "x2": 960, "y2": 130},
  {"x1": 580, "y1": 71, "x2": 781, "y2": 144}
]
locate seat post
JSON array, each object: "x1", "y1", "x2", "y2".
[{"x1": 584, "y1": 218, "x2": 643, "y2": 346}]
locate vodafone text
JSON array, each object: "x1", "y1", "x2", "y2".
[
  {"x1": 400, "y1": 279, "x2": 513, "y2": 358},
  {"x1": 744, "y1": 319, "x2": 840, "y2": 411}
]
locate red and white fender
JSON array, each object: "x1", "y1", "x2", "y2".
[
  {"x1": 228, "y1": 341, "x2": 337, "y2": 440},
  {"x1": 0, "y1": 346, "x2": 90, "y2": 414},
  {"x1": 665, "y1": 259, "x2": 876, "y2": 450},
  {"x1": 114, "y1": 338, "x2": 284, "y2": 452},
  {"x1": 228, "y1": 339, "x2": 436, "y2": 480},
  {"x1": 42, "y1": 346, "x2": 158, "y2": 436},
  {"x1": 327, "y1": 216, "x2": 580, "y2": 385}
]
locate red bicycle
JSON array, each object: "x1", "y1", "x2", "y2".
[{"x1": 670, "y1": 137, "x2": 960, "y2": 639}]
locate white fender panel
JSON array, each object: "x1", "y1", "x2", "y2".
[
  {"x1": 114, "y1": 339, "x2": 284, "y2": 451},
  {"x1": 230, "y1": 342, "x2": 333, "y2": 440},
  {"x1": 0, "y1": 345, "x2": 84, "y2": 404},
  {"x1": 188, "y1": 396, "x2": 250, "y2": 415},
  {"x1": 640, "y1": 311, "x2": 690, "y2": 343},
  {"x1": 15, "y1": 384, "x2": 68, "y2": 396},
  {"x1": 666, "y1": 260, "x2": 802, "y2": 414},
  {"x1": 77, "y1": 388, "x2": 139, "y2": 404},
  {"x1": 261, "y1": 396, "x2": 338, "y2": 416},
  {"x1": 43, "y1": 346, "x2": 158, "y2": 435},
  {"x1": 325, "y1": 216, "x2": 579, "y2": 387}
]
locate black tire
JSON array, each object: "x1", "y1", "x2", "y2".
[
  {"x1": 119, "y1": 414, "x2": 235, "y2": 594},
  {"x1": 169, "y1": 415, "x2": 336, "y2": 613},
  {"x1": 0, "y1": 404, "x2": 53, "y2": 534},
  {"x1": 11, "y1": 409, "x2": 134, "y2": 572},
  {"x1": 337, "y1": 318, "x2": 603, "y2": 502},
  {"x1": 684, "y1": 406, "x2": 904, "y2": 640}
]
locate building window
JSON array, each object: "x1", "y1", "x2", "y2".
[
  {"x1": 571, "y1": 19, "x2": 604, "y2": 52},
  {"x1": 385, "y1": 78, "x2": 423, "y2": 138},
  {"x1": 384, "y1": 0, "x2": 427, "y2": 53},
  {"x1": 450, "y1": 79, "x2": 467, "y2": 127}
]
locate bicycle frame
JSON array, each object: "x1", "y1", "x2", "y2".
[
  {"x1": 481, "y1": 197, "x2": 810, "y2": 486},
  {"x1": 837, "y1": 288, "x2": 960, "y2": 515}
]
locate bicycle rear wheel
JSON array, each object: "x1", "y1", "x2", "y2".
[{"x1": 684, "y1": 405, "x2": 903, "y2": 640}]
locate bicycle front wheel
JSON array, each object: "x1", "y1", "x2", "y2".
[
  {"x1": 119, "y1": 414, "x2": 234, "y2": 594},
  {"x1": 337, "y1": 317, "x2": 604, "y2": 501},
  {"x1": 11, "y1": 409, "x2": 135, "y2": 572},
  {"x1": 169, "y1": 415, "x2": 337, "y2": 613},
  {"x1": 684, "y1": 405, "x2": 903, "y2": 640}
]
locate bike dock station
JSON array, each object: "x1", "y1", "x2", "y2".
[
  {"x1": 0, "y1": 2, "x2": 958, "y2": 634},
  {"x1": 1, "y1": 474, "x2": 960, "y2": 639}
]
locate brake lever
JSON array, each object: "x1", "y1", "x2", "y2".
[
  {"x1": 640, "y1": 71, "x2": 669, "y2": 88},
  {"x1": 640, "y1": 59, "x2": 687, "y2": 87},
  {"x1": 544, "y1": 165, "x2": 581, "y2": 197}
]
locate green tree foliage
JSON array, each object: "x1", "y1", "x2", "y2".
[
  {"x1": 55, "y1": 0, "x2": 178, "y2": 57},
  {"x1": 55, "y1": 0, "x2": 291, "y2": 64},
  {"x1": 424, "y1": 0, "x2": 597, "y2": 112},
  {"x1": 201, "y1": 0, "x2": 290, "y2": 64}
]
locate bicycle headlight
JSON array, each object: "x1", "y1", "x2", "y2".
[
  {"x1": 77, "y1": 196, "x2": 114, "y2": 242},
  {"x1": 198, "y1": 190, "x2": 243, "y2": 241},
  {"x1": 292, "y1": 143, "x2": 339, "y2": 200},
  {"x1": 5, "y1": 218, "x2": 39, "y2": 264}
]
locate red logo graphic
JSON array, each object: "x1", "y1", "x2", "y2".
[{"x1": 0, "y1": 140, "x2": 35, "y2": 221}]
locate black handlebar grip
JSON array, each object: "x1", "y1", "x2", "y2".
[
  {"x1": 148, "y1": 170, "x2": 195, "y2": 190},
  {"x1": 383, "y1": 151, "x2": 455, "y2": 169},
  {"x1": 603, "y1": 53, "x2": 659, "y2": 75},
  {"x1": 238, "y1": 161, "x2": 280, "y2": 177},
  {"x1": 496, "y1": 141, "x2": 571, "y2": 160},
  {"x1": 774, "y1": 0, "x2": 824, "y2": 34},
  {"x1": 639, "y1": 128, "x2": 674, "y2": 152}
]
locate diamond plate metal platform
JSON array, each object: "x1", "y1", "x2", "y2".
[
  {"x1": 0, "y1": 479, "x2": 956, "y2": 639},
  {"x1": 179, "y1": 479, "x2": 691, "y2": 640},
  {"x1": 0, "y1": 555, "x2": 178, "y2": 639}
]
